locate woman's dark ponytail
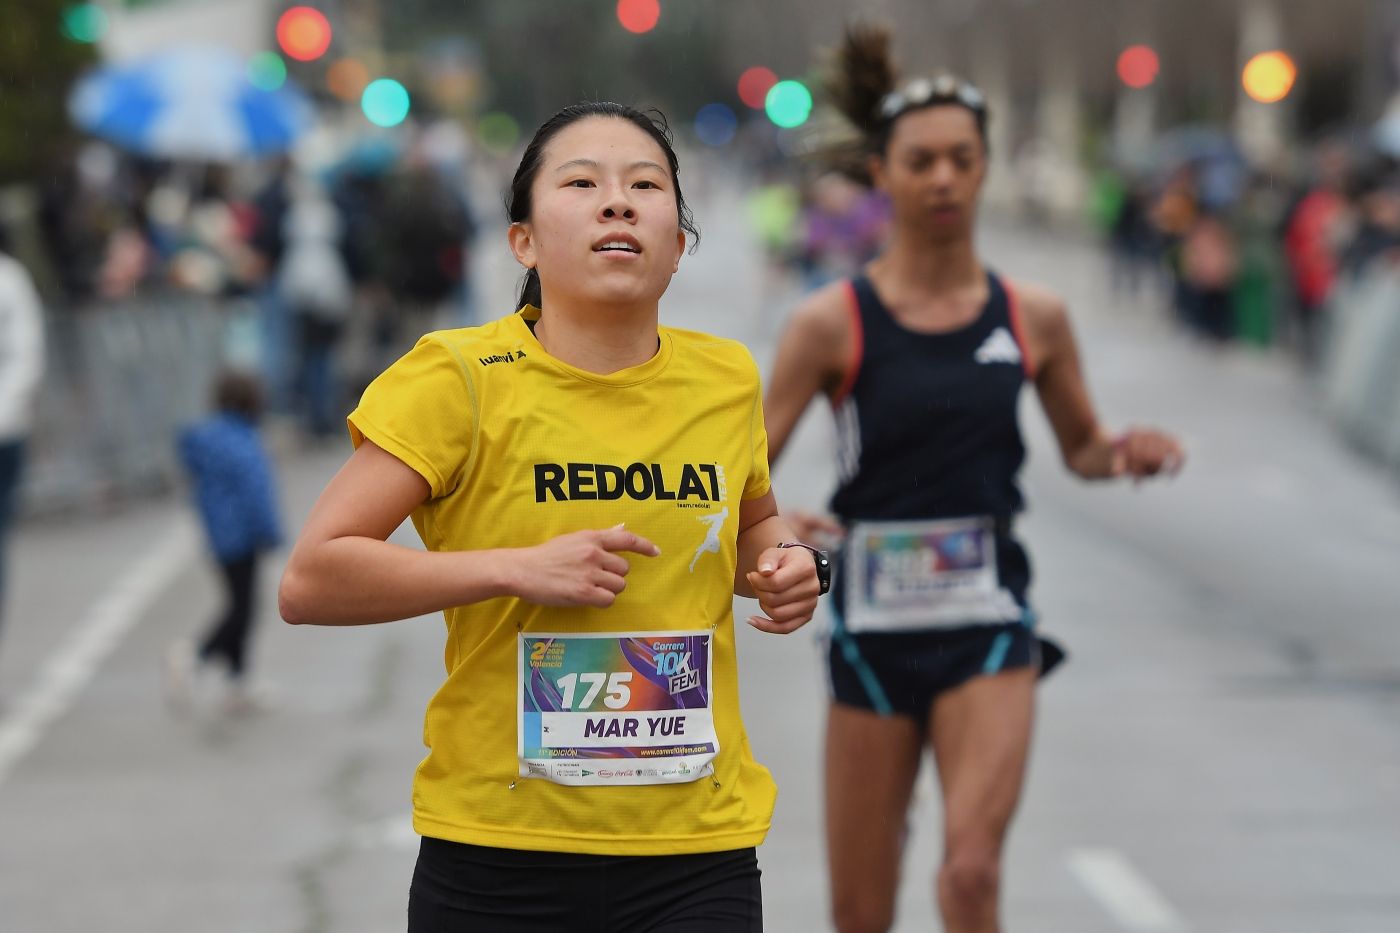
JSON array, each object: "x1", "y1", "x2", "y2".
[
  {"x1": 518, "y1": 268, "x2": 542, "y2": 310},
  {"x1": 828, "y1": 23, "x2": 898, "y2": 139},
  {"x1": 817, "y1": 23, "x2": 900, "y2": 184}
]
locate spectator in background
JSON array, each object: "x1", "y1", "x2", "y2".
[
  {"x1": 0, "y1": 221, "x2": 45, "y2": 657},
  {"x1": 1180, "y1": 212, "x2": 1239, "y2": 342},
  {"x1": 165, "y1": 369, "x2": 283, "y2": 716},
  {"x1": 248, "y1": 156, "x2": 296, "y2": 413},
  {"x1": 1108, "y1": 176, "x2": 1159, "y2": 299},
  {"x1": 1151, "y1": 164, "x2": 1201, "y2": 329},
  {"x1": 277, "y1": 182, "x2": 353, "y2": 439},
  {"x1": 1341, "y1": 167, "x2": 1400, "y2": 280},
  {"x1": 799, "y1": 171, "x2": 889, "y2": 290},
  {"x1": 1282, "y1": 140, "x2": 1351, "y2": 364},
  {"x1": 377, "y1": 152, "x2": 476, "y2": 354}
]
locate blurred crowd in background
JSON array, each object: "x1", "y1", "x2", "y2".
[{"x1": 3, "y1": 0, "x2": 1400, "y2": 528}]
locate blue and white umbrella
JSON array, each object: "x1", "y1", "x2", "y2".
[{"x1": 69, "y1": 46, "x2": 313, "y2": 161}]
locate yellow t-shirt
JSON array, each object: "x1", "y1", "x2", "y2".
[{"x1": 348, "y1": 306, "x2": 776, "y2": 855}]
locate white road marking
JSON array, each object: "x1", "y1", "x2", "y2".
[
  {"x1": 0, "y1": 521, "x2": 196, "y2": 788},
  {"x1": 1068, "y1": 847, "x2": 1189, "y2": 932}
]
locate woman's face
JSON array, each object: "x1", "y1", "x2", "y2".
[
  {"x1": 870, "y1": 105, "x2": 986, "y2": 242},
  {"x1": 510, "y1": 116, "x2": 686, "y2": 311}
]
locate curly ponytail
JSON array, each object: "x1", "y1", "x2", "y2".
[
  {"x1": 815, "y1": 23, "x2": 900, "y2": 184},
  {"x1": 816, "y1": 23, "x2": 989, "y2": 182},
  {"x1": 828, "y1": 23, "x2": 898, "y2": 140}
]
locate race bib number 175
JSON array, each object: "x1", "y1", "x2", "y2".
[{"x1": 518, "y1": 632, "x2": 717, "y2": 786}]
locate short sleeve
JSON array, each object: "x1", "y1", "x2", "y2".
[
  {"x1": 348, "y1": 336, "x2": 477, "y2": 498},
  {"x1": 743, "y1": 359, "x2": 772, "y2": 501}
]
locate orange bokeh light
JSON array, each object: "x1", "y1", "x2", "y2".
[
  {"x1": 327, "y1": 58, "x2": 370, "y2": 101},
  {"x1": 276, "y1": 6, "x2": 332, "y2": 62},
  {"x1": 1242, "y1": 51, "x2": 1296, "y2": 103}
]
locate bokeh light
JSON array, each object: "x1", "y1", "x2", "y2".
[
  {"x1": 1117, "y1": 45, "x2": 1159, "y2": 89},
  {"x1": 247, "y1": 52, "x2": 287, "y2": 91},
  {"x1": 616, "y1": 0, "x2": 660, "y2": 35},
  {"x1": 1242, "y1": 51, "x2": 1297, "y2": 103},
  {"x1": 764, "y1": 80, "x2": 813, "y2": 128},
  {"x1": 478, "y1": 112, "x2": 520, "y2": 155},
  {"x1": 361, "y1": 78, "x2": 411, "y2": 128},
  {"x1": 694, "y1": 103, "x2": 738, "y2": 147},
  {"x1": 327, "y1": 58, "x2": 370, "y2": 101},
  {"x1": 61, "y1": 4, "x2": 108, "y2": 43},
  {"x1": 738, "y1": 66, "x2": 778, "y2": 110},
  {"x1": 276, "y1": 6, "x2": 333, "y2": 62}
]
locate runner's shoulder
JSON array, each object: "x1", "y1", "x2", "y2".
[
  {"x1": 416, "y1": 314, "x2": 520, "y2": 359},
  {"x1": 1004, "y1": 277, "x2": 1070, "y2": 341},
  {"x1": 663, "y1": 326, "x2": 763, "y2": 382},
  {"x1": 790, "y1": 279, "x2": 856, "y2": 342}
]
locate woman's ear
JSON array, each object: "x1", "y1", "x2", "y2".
[
  {"x1": 672, "y1": 229, "x2": 685, "y2": 273},
  {"x1": 508, "y1": 222, "x2": 536, "y2": 270}
]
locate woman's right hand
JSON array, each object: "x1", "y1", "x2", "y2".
[
  {"x1": 508, "y1": 525, "x2": 661, "y2": 609},
  {"x1": 785, "y1": 510, "x2": 845, "y2": 548}
]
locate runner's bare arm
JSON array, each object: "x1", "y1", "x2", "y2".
[
  {"x1": 734, "y1": 489, "x2": 820, "y2": 634},
  {"x1": 279, "y1": 440, "x2": 659, "y2": 625},
  {"x1": 1019, "y1": 283, "x2": 1184, "y2": 480},
  {"x1": 763, "y1": 282, "x2": 853, "y2": 464}
]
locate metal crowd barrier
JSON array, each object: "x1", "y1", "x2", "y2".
[
  {"x1": 1319, "y1": 263, "x2": 1400, "y2": 473},
  {"x1": 22, "y1": 293, "x2": 250, "y2": 517}
]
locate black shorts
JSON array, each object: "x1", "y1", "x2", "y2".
[
  {"x1": 828, "y1": 622, "x2": 1065, "y2": 731},
  {"x1": 408, "y1": 837, "x2": 763, "y2": 933}
]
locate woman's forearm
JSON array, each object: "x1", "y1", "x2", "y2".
[{"x1": 279, "y1": 536, "x2": 515, "y2": 625}]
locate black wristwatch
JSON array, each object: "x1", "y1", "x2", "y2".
[{"x1": 777, "y1": 542, "x2": 831, "y2": 596}]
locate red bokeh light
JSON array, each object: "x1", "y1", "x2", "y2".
[
  {"x1": 738, "y1": 66, "x2": 779, "y2": 110},
  {"x1": 277, "y1": 6, "x2": 332, "y2": 62},
  {"x1": 616, "y1": 0, "x2": 660, "y2": 35},
  {"x1": 1117, "y1": 45, "x2": 1159, "y2": 89}
]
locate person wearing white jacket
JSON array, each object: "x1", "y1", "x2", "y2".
[{"x1": 0, "y1": 222, "x2": 45, "y2": 639}]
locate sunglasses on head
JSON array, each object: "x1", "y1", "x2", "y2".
[{"x1": 879, "y1": 75, "x2": 987, "y2": 123}]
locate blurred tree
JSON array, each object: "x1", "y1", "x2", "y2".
[{"x1": 0, "y1": 0, "x2": 97, "y2": 184}]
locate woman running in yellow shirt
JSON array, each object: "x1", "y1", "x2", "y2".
[{"x1": 279, "y1": 102, "x2": 826, "y2": 932}]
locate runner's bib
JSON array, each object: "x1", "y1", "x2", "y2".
[
  {"x1": 519, "y1": 632, "x2": 718, "y2": 787},
  {"x1": 844, "y1": 517, "x2": 1023, "y2": 632}
]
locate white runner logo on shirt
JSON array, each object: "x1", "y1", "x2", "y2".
[
  {"x1": 689, "y1": 507, "x2": 729, "y2": 572},
  {"x1": 974, "y1": 327, "x2": 1022, "y2": 366}
]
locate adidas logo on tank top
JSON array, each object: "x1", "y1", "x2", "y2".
[{"x1": 973, "y1": 326, "x2": 1023, "y2": 366}]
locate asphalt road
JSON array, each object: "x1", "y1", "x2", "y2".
[{"x1": 2, "y1": 176, "x2": 1397, "y2": 933}]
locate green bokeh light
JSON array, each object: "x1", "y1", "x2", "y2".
[
  {"x1": 361, "y1": 78, "x2": 411, "y2": 128},
  {"x1": 764, "y1": 80, "x2": 812, "y2": 129},
  {"x1": 61, "y1": 4, "x2": 108, "y2": 43},
  {"x1": 248, "y1": 52, "x2": 287, "y2": 91},
  {"x1": 478, "y1": 112, "x2": 520, "y2": 155}
]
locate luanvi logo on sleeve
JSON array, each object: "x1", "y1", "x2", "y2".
[{"x1": 478, "y1": 349, "x2": 527, "y2": 366}]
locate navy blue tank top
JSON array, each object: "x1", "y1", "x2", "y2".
[
  {"x1": 829, "y1": 270, "x2": 1031, "y2": 523},
  {"x1": 827, "y1": 270, "x2": 1037, "y2": 610}
]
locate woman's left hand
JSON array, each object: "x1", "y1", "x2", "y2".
[
  {"x1": 744, "y1": 546, "x2": 822, "y2": 635},
  {"x1": 1113, "y1": 427, "x2": 1187, "y2": 480}
]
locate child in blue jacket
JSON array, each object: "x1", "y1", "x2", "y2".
[{"x1": 168, "y1": 369, "x2": 282, "y2": 713}]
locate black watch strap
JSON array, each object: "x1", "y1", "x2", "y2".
[{"x1": 777, "y1": 542, "x2": 831, "y2": 596}]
